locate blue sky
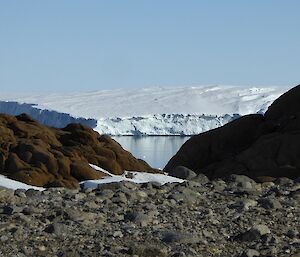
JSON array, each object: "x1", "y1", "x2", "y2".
[{"x1": 0, "y1": 1, "x2": 299, "y2": 92}]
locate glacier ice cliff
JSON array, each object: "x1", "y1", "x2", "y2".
[
  {"x1": 0, "y1": 101, "x2": 97, "y2": 128},
  {"x1": 0, "y1": 85, "x2": 289, "y2": 136},
  {"x1": 96, "y1": 113, "x2": 240, "y2": 136}
]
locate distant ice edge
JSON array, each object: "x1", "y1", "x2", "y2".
[
  {"x1": 0, "y1": 85, "x2": 287, "y2": 136},
  {"x1": 95, "y1": 113, "x2": 241, "y2": 136},
  {"x1": 0, "y1": 101, "x2": 97, "y2": 129},
  {"x1": 0, "y1": 101, "x2": 241, "y2": 136}
]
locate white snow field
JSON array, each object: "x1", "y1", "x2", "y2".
[
  {"x1": 1, "y1": 85, "x2": 288, "y2": 135},
  {"x1": 80, "y1": 164, "x2": 184, "y2": 189}
]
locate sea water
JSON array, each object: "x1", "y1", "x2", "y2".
[{"x1": 113, "y1": 136, "x2": 190, "y2": 169}]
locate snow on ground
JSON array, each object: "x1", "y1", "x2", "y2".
[
  {"x1": 0, "y1": 164, "x2": 184, "y2": 191},
  {"x1": 0, "y1": 175, "x2": 44, "y2": 191},
  {"x1": 80, "y1": 164, "x2": 184, "y2": 189},
  {"x1": 0, "y1": 85, "x2": 289, "y2": 135}
]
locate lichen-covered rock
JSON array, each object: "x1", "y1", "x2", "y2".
[{"x1": 0, "y1": 113, "x2": 155, "y2": 188}]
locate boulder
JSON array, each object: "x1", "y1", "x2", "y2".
[
  {"x1": 0, "y1": 113, "x2": 155, "y2": 188},
  {"x1": 164, "y1": 85, "x2": 300, "y2": 181},
  {"x1": 168, "y1": 166, "x2": 197, "y2": 179}
]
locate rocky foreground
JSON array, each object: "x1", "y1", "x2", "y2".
[{"x1": 0, "y1": 174, "x2": 299, "y2": 257}]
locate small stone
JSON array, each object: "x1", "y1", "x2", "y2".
[
  {"x1": 0, "y1": 235, "x2": 9, "y2": 242},
  {"x1": 275, "y1": 177, "x2": 294, "y2": 186},
  {"x1": 122, "y1": 181, "x2": 138, "y2": 189},
  {"x1": 58, "y1": 250, "x2": 81, "y2": 257},
  {"x1": 124, "y1": 211, "x2": 151, "y2": 226},
  {"x1": 252, "y1": 224, "x2": 271, "y2": 236},
  {"x1": 38, "y1": 245, "x2": 46, "y2": 251},
  {"x1": 202, "y1": 229, "x2": 214, "y2": 239},
  {"x1": 0, "y1": 187, "x2": 15, "y2": 202},
  {"x1": 146, "y1": 181, "x2": 162, "y2": 189},
  {"x1": 97, "y1": 182, "x2": 123, "y2": 191},
  {"x1": 169, "y1": 166, "x2": 197, "y2": 180},
  {"x1": 129, "y1": 244, "x2": 167, "y2": 257},
  {"x1": 231, "y1": 199, "x2": 258, "y2": 211},
  {"x1": 241, "y1": 199, "x2": 258, "y2": 210},
  {"x1": 44, "y1": 222, "x2": 69, "y2": 236},
  {"x1": 258, "y1": 198, "x2": 282, "y2": 209},
  {"x1": 113, "y1": 230, "x2": 123, "y2": 237},
  {"x1": 25, "y1": 189, "x2": 41, "y2": 198},
  {"x1": 96, "y1": 189, "x2": 114, "y2": 199},
  {"x1": 112, "y1": 192, "x2": 127, "y2": 204},
  {"x1": 227, "y1": 174, "x2": 256, "y2": 185},
  {"x1": 161, "y1": 230, "x2": 201, "y2": 244},
  {"x1": 136, "y1": 190, "x2": 148, "y2": 199},
  {"x1": 240, "y1": 249, "x2": 260, "y2": 257},
  {"x1": 191, "y1": 173, "x2": 210, "y2": 184},
  {"x1": 286, "y1": 229, "x2": 297, "y2": 239},
  {"x1": 236, "y1": 224, "x2": 270, "y2": 241},
  {"x1": 14, "y1": 189, "x2": 27, "y2": 198},
  {"x1": 1, "y1": 205, "x2": 23, "y2": 215},
  {"x1": 212, "y1": 179, "x2": 227, "y2": 191}
]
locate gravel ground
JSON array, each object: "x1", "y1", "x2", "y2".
[{"x1": 0, "y1": 174, "x2": 299, "y2": 257}]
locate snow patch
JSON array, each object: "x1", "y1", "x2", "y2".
[
  {"x1": 80, "y1": 164, "x2": 184, "y2": 189},
  {"x1": 0, "y1": 175, "x2": 44, "y2": 191}
]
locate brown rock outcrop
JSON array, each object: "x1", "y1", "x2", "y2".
[
  {"x1": 0, "y1": 113, "x2": 154, "y2": 188},
  {"x1": 164, "y1": 85, "x2": 300, "y2": 181}
]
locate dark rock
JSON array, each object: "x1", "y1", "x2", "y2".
[
  {"x1": 44, "y1": 222, "x2": 69, "y2": 236},
  {"x1": 164, "y1": 85, "x2": 300, "y2": 181},
  {"x1": 25, "y1": 189, "x2": 41, "y2": 198},
  {"x1": 161, "y1": 230, "x2": 201, "y2": 244},
  {"x1": 169, "y1": 166, "x2": 197, "y2": 179},
  {"x1": 0, "y1": 187, "x2": 15, "y2": 202},
  {"x1": 226, "y1": 174, "x2": 256, "y2": 186},
  {"x1": 1, "y1": 205, "x2": 23, "y2": 215},
  {"x1": 14, "y1": 189, "x2": 27, "y2": 198},
  {"x1": 191, "y1": 173, "x2": 210, "y2": 184},
  {"x1": 258, "y1": 198, "x2": 282, "y2": 209},
  {"x1": 129, "y1": 244, "x2": 168, "y2": 257},
  {"x1": 240, "y1": 249, "x2": 260, "y2": 257},
  {"x1": 236, "y1": 225, "x2": 270, "y2": 242},
  {"x1": 57, "y1": 250, "x2": 81, "y2": 257},
  {"x1": 124, "y1": 211, "x2": 151, "y2": 226},
  {"x1": 264, "y1": 84, "x2": 300, "y2": 122},
  {"x1": 286, "y1": 229, "x2": 297, "y2": 239}
]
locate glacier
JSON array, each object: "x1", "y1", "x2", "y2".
[
  {"x1": 96, "y1": 113, "x2": 240, "y2": 136},
  {"x1": 0, "y1": 85, "x2": 289, "y2": 136},
  {"x1": 0, "y1": 101, "x2": 97, "y2": 128}
]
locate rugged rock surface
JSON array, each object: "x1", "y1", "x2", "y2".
[
  {"x1": 0, "y1": 113, "x2": 154, "y2": 188},
  {"x1": 0, "y1": 176, "x2": 299, "y2": 256},
  {"x1": 165, "y1": 85, "x2": 300, "y2": 181}
]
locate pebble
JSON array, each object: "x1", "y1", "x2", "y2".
[{"x1": 0, "y1": 176, "x2": 298, "y2": 257}]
